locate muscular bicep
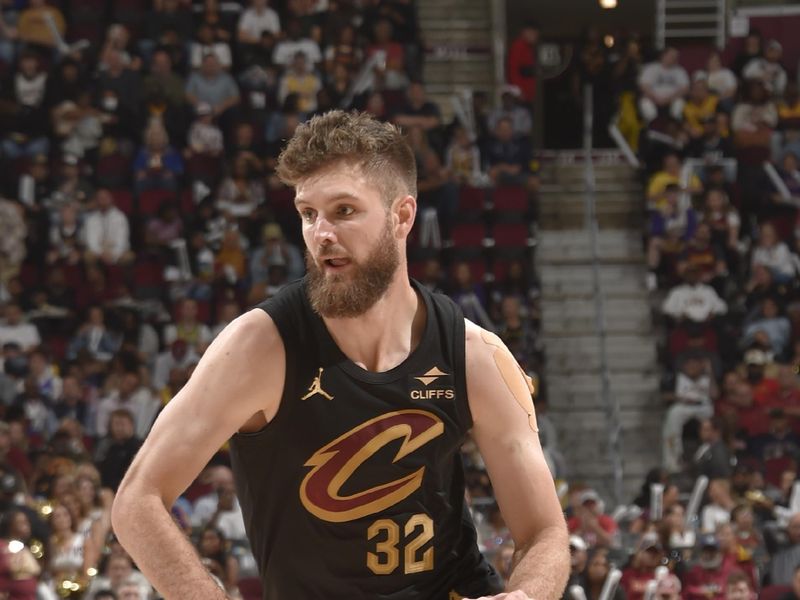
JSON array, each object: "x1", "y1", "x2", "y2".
[
  {"x1": 119, "y1": 309, "x2": 284, "y2": 506},
  {"x1": 465, "y1": 321, "x2": 564, "y2": 546}
]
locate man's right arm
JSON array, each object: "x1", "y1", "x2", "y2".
[{"x1": 111, "y1": 308, "x2": 284, "y2": 600}]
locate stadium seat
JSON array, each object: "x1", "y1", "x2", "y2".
[
  {"x1": 492, "y1": 186, "x2": 528, "y2": 212},
  {"x1": 449, "y1": 222, "x2": 487, "y2": 260},
  {"x1": 761, "y1": 586, "x2": 791, "y2": 600},
  {"x1": 111, "y1": 189, "x2": 134, "y2": 215},
  {"x1": 238, "y1": 577, "x2": 263, "y2": 600},
  {"x1": 186, "y1": 153, "x2": 224, "y2": 186},
  {"x1": 96, "y1": 153, "x2": 132, "y2": 189},
  {"x1": 138, "y1": 189, "x2": 177, "y2": 217}
]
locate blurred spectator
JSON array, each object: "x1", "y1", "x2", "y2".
[
  {"x1": 662, "y1": 266, "x2": 727, "y2": 323},
  {"x1": 706, "y1": 52, "x2": 738, "y2": 110},
  {"x1": 684, "y1": 74, "x2": 719, "y2": 141},
  {"x1": 1, "y1": 53, "x2": 49, "y2": 159},
  {"x1": 655, "y1": 575, "x2": 682, "y2": 600},
  {"x1": 724, "y1": 570, "x2": 754, "y2": 600},
  {"x1": 750, "y1": 222, "x2": 796, "y2": 285},
  {"x1": 277, "y1": 52, "x2": 321, "y2": 114},
  {"x1": 778, "y1": 565, "x2": 800, "y2": 600},
  {"x1": 133, "y1": 120, "x2": 184, "y2": 193},
  {"x1": 94, "y1": 409, "x2": 141, "y2": 491},
  {"x1": 732, "y1": 32, "x2": 762, "y2": 77},
  {"x1": 272, "y1": 18, "x2": 321, "y2": 67},
  {"x1": 185, "y1": 53, "x2": 241, "y2": 118},
  {"x1": 566, "y1": 489, "x2": 618, "y2": 549},
  {"x1": 449, "y1": 262, "x2": 493, "y2": 330},
  {"x1": 646, "y1": 153, "x2": 703, "y2": 211},
  {"x1": 575, "y1": 547, "x2": 625, "y2": 600},
  {"x1": 393, "y1": 82, "x2": 442, "y2": 136},
  {"x1": 693, "y1": 417, "x2": 733, "y2": 479},
  {"x1": 506, "y1": 21, "x2": 539, "y2": 103},
  {"x1": 97, "y1": 49, "x2": 142, "y2": 121},
  {"x1": 249, "y1": 222, "x2": 304, "y2": 285},
  {"x1": 95, "y1": 369, "x2": 158, "y2": 440},
  {"x1": 741, "y1": 297, "x2": 791, "y2": 357},
  {"x1": 366, "y1": 18, "x2": 407, "y2": 91},
  {"x1": 82, "y1": 189, "x2": 133, "y2": 265},
  {"x1": 732, "y1": 80, "x2": 777, "y2": 160},
  {"x1": 152, "y1": 340, "x2": 199, "y2": 392},
  {"x1": 142, "y1": 50, "x2": 185, "y2": 115},
  {"x1": 0, "y1": 303, "x2": 40, "y2": 352},
  {"x1": 683, "y1": 534, "x2": 727, "y2": 600},
  {"x1": 485, "y1": 117, "x2": 534, "y2": 190},
  {"x1": 47, "y1": 503, "x2": 87, "y2": 584},
  {"x1": 663, "y1": 354, "x2": 716, "y2": 473},
  {"x1": 445, "y1": 125, "x2": 482, "y2": 186},
  {"x1": 488, "y1": 85, "x2": 532, "y2": 140},
  {"x1": 702, "y1": 479, "x2": 735, "y2": 533},
  {"x1": 164, "y1": 298, "x2": 212, "y2": 354},
  {"x1": 16, "y1": 0, "x2": 65, "y2": 52},
  {"x1": 85, "y1": 554, "x2": 151, "y2": 599},
  {"x1": 216, "y1": 154, "x2": 264, "y2": 218},
  {"x1": 191, "y1": 23, "x2": 233, "y2": 71},
  {"x1": 638, "y1": 47, "x2": 689, "y2": 124},
  {"x1": 187, "y1": 103, "x2": 224, "y2": 157},
  {"x1": 66, "y1": 306, "x2": 121, "y2": 362},
  {"x1": 743, "y1": 39, "x2": 787, "y2": 98},
  {"x1": 197, "y1": 526, "x2": 239, "y2": 595},
  {"x1": 564, "y1": 535, "x2": 588, "y2": 592},
  {"x1": 770, "y1": 513, "x2": 800, "y2": 585},
  {"x1": 620, "y1": 532, "x2": 663, "y2": 600},
  {"x1": 237, "y1": 0, "x2": 281, "y2": 50},
  {"x1": 0, "y1": 200, "x2": 27, "y2": 285},
  {"x1": 678, "y1": 223, "x2": 727, "y2": 286}
]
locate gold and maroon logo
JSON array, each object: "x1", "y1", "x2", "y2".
[{"x1": 299, "y1": 410, "x2": 444, "y2": 523}]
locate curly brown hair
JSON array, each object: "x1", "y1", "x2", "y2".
[{"x1": 276, "y1": 110, "x2": 417, "y2": 204}]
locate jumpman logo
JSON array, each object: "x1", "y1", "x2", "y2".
[{"x1": 302, "y1": 368, "x2": 334, "y2": 401}]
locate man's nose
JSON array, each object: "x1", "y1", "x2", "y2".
[{"x1": 313, "y1": 216, "x2": 337, "y2": 245}]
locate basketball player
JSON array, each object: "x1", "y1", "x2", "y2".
[{"x1": 112, "y1": 112, "x2": 569, "y2": 599}]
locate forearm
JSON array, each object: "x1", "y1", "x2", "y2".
[
  {"x1": 507, "y1": 525, "x2": 570, "y2": 600},
  {"x1": 112, "y1": 492, "x2": 227, "y2": 599}
]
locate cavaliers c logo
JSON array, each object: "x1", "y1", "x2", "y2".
[{"x1": 299, "y1": 410, "x2": 444, "y2": 523}]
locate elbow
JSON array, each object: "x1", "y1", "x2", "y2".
[{"x1": 111, "y1": 480, "x2": 137, "y2": 543}]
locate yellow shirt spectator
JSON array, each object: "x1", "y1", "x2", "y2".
[
  {"x1": 684, "y1": 94, "x2": 719, "y2": 137},
  {"x1": 17, "y1": 1, "x2": 66, "y2": 48}
]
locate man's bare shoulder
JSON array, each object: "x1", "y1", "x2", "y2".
[{"x1": 209, "y1": 308, "x2": 282, "y2": 358}]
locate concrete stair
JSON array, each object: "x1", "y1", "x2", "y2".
[
  {"x1": 536, "y1": 157, "x2": 661, "y2": 504},
  {"x1": 417, "y1": 0, "x2": 497, "y2": 119}
]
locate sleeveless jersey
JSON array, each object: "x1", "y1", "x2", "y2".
[{"x1": 229, "y1": 278, "x2": 503, "y2": 599}]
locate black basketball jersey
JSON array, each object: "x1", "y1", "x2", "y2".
[{"x1": 229, "y1": 278, "x2": 503, "y2": 600}]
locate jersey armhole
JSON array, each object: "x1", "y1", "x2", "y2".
[{"x1": 452, "y1": 312, "x2": 473, "y2": 433}]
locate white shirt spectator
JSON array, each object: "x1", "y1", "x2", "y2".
[
  {"x1": 752, "y1": 242, "x2": 796, "y2": 279},
  {"x1": 190, "y1": 42, "x2": 233, "y2": 70},
  {"x1": 152, "y1": 345, "x2": 200, "y2": 391},
  {"x1": 188, "y1": 120, "x2": 224, "y2": 154},
  {"x1": 216, "y1": 506, "x2": 247, "y2": 542},
  {"x1": 0, "y1": 321, "x2": 40, "y2": 351},
  {"x1": 639, "y1": 61, "x2": 690, "y2": 104},
  {"x1": 191, "y1": 492, "x2": 245, "y2": 532},
  {"x1": 743, "y1": 57, "x2": 787, "y2": 97},
  {"x1": 95, "y1": 387, "x2": 159, "y2": 439},
  {"x1": 238, "y1": 4, "x2": 281, "y2": 39},
  {"x1": 272, "y1": 39, "x2": 322, "y2": 66},
  {"x1": 701, "y1": 503, "x2": 730, "y2": 534},
  {"x1": 707, "y1": 68, "x2": 737, "y2": 99},
  {"x1": 675, "y1": 372, "x2": 712, "y2": 404},
  {"x1": 662, "y1": 282, "x2": 727, "y2": 322},
  {"x1": 83, "y1": 206, "x2": 131, "y2": 262}
]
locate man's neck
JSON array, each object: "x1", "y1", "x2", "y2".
[{"x1": 322, "y1": 268, "x2": 423, "y2": 373}]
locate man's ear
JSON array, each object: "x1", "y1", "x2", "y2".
[{"x1": 394, "y1": 194, "x2": 417, "y2": 238}]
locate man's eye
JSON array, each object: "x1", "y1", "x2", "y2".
[
  {"x1": 301, "y1": 209, "x2": 315, "y2": 222},
  {"x1": 338, "y1": 206, "x2": 354, "y2": 216}
]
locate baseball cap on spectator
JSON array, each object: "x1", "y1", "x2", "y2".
[
  {"x1": 196, "y1": 102, "x2": 213, "y2": 117},
  {"x1": 62, "y1": 154, "x2": 79, "y2": 166},
  {"x1": 699, "y1": 534, "x2": 719, "y2": 549},
  {"x1": 569, "y1": 535, "x2": 587, "y2": 552},
  {"x1": 501, "y1": 84, "x2": 522, "y2": 98},
  {"x1": 263, "y1": 223, "x2": 284, "y2": 241},
  {"x1": 766, "y1": 39, "x2": 782, "y2": 53},
  {"x1": 744, "y1": 348, "x2": 771, "y2": 366},
  {"x1": 692, "y1": 70, "x2": 708, "y2": 82},
  {"x1": 656, "y1": 574, "x2": 682, "y2": 594},
  {"x1": 578, "y1": 489, "x2": 601, "y2": 505},
  {"x1": 639, "y1": 532, "x2": 663, "y2": 552}
]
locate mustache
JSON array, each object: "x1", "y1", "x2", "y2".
[{"x1": 316, "y1": 246, "x2": 349, "y2": 259}]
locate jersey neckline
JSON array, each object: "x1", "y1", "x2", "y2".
[{"x1": 303, "y1": 277, "x2": 434, "y2": 384}]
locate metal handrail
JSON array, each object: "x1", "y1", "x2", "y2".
[{"x1": 583, "y1": 84, "x2": 624, "y2": 506}]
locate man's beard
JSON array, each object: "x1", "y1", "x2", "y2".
[{"x1": 306, "y1": 218, "x2": 399, "y2": 318}]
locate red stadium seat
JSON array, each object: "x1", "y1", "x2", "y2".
[
  {"x1": 492, "y1": 186, "x2": 528, "y2": 212},
  {"x1": 491, "y1": 223, "x2": 531, "y2": 247},
  {"x1": 268, "y1": 187, "x2": 295, "y2": 217},
  {"x1": 111, "y1": 189, "x2": 134, "y2": 215},
  {"x1": 96, "y1": 153, "x2": 132, "y2": 188},
  {"x1": 138, "y1": 189, "x2": 177, "y2": 217},
  {"x1": 238, "y1": 577, "x2": 263, "y2": 600},
  {"x1": 458, "y1": 186, "x2": 486, "y2": 212},
  {"x1": 186, "y1": 153, "x2": 223, "y2": 185},
  {"x1": 451, "y1": 223, "x2": 486, "y2": 248},
  {"x1": 761, "y1": 586, "x2": 791, "y2": 600}
]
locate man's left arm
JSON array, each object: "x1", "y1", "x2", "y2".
[{"x1": 464, "y1": 321, "x2": 569, "y2": 600}]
